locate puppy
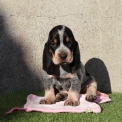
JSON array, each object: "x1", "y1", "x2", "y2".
[{"x1": 40, "y1": 25, "x2": 97, "y2": 106}]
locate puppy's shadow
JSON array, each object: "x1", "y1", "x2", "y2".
[{"x1": 85, "y1": 58, "x2": 111, "y2": 93}]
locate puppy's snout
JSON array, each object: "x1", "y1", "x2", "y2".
[{"x1": 59, "y1": 52, "x2": 67, "y2": 60}]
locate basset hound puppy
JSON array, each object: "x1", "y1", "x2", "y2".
[{"x1": 40, "y1": 25, "x2": 97, "y2": 106}]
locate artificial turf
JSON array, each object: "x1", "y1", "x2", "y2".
[{"x1": 0, "y1": 91, "x2": 122, "y2": 122}]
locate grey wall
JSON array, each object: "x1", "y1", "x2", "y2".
[
  {"x1": 0, "y1": 15, "x2": 43, "y2": 96},
  {"x1": 0, "y1": 0, "x2": 122, "y2": 96}
]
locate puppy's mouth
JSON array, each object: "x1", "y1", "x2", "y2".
[
  {"x1": 55, "y1": 57, "x2": 73, "y2": 65},
  {"x1": 60, "y1": 62, "x2": 68, "y2": 65},
  {"x1": 54, "y1": 61, "x2": 68, "y2": 65}
]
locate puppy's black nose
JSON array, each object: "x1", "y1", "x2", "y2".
[{"x1": 59, "y1": 52, "x2": 67, "y2": 60}]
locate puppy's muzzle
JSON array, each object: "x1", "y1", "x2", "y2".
[{"x1": 59, "y1": 51, "x2": 67, "y2": 60}]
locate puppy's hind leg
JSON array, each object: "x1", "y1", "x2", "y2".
[{"x1": 85, "y1": 76, "x2": 97, "y2": 102}]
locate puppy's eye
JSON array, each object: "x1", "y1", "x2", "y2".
[
  {"x1": 51, "y1": 39, "x2": 57, "y2": 47},
  {"x1": 54, "y1": 39, "x2": 57, "y2": 44},
  {"x1": 66, "y1": 37, "x2": 70, "y2": 42},
  {"x1": 65, "y1": 37, "x2": 72, "y2": 47}
]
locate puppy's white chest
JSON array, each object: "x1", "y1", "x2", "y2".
[{"x1": 59, "y1": 65, "x2": 70, "y2": 77}]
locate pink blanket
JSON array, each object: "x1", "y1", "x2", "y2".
[{"x1": 5, "y1": 92, "x2": 111, "y2": 114}]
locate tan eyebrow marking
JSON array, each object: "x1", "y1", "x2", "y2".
[
  {"x1": 66, "y1": 37, "x2": 70, "y2": 42},
  {"x1": 54, "y1": 39, "x2": 57, "y2": 44}
]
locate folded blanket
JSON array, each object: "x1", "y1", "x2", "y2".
[{"x1": 5, "y1": 91, "x2": 111, "y2": 115}]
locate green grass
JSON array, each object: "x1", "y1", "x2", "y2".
[{"x1": 0, "y1": 91, "x2": 122, "y2": 122}]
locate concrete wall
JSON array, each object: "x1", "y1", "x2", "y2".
[{"x1": 0, "y1": 0, "x2": 122, "y2": 96}]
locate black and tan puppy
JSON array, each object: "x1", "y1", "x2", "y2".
[{"x1": 40, "y1": 25, "x2": 97, "y2": 106}]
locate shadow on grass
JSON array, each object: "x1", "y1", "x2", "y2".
[{"x1": 0, "y1": 90, "x2": 44, "y2": 121}]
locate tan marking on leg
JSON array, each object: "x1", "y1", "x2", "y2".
[
  {"x1": 64, "y1": 87, "x2": 80, "y2": 106},
  {"x1": 45, "y1": 85, "x2": 55, "y2": 99},
  {"x1": 85, "y1": 80, "x2": 97, "y2": 102},
  {"x1": 39, "y1": 85, "x2": 56, "y2": 104}
]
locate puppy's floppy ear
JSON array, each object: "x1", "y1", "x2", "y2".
[
  {"x1": 70, "y1": 41, "x2": 81, "y2": 73},
  {"x1": 74, "y1": 41, "x2": 80, "y2": 64},
  {"x1": 42, "y1": 42, "x2": 54, "y2": 74}
]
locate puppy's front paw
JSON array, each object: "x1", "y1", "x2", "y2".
[
  {"x1": 64, "y1": 99, "x2": 80, "y2": 106},
  {"x1": 85, "y1": 93, "x2": 97, "y2": 102},
  {"x1": 56, "y1": 93, "x2": 68, "y2": 102},
  {"x1": 39, "y1": 98, "x2": 56, "y2": 104}
]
